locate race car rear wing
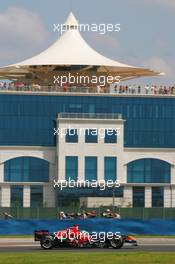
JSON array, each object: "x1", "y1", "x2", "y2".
[{"x1": 34, "y1": 230, "x2": 50, "y2": 241}]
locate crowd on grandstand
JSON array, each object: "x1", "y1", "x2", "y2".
[
  {"x1": 113, "y1": 84, "x2": 175, "y2": 95},
  {"x1": 0, "y1": 81, "x2": 174, "y2": 95}
]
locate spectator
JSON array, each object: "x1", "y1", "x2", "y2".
[
  {"x1": 3, "y1": 212, "x2": 13, "y2": 219},
  {"x1": 59, "y1": 211, "x2": 67, "y2": 219},
  {"x1": 97, "y1": 85, "x2": 101, "y2": 93},
  {"x1": 86, "y1": 210, "x2": 96, "y2": 218},
  {"x1": 145, "y1": 84, "x2": 149, "y2": 94},
  {"x1": 114, "y1": 85, "x2": 118, "y2": 93},
  {"x1": 137, "y1": 86, "x2": 141, "y2": 94},
  {"x1": 115, "y1": 213, "x2": 121, "y2": 219}
]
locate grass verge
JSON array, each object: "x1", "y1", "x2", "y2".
[{"x1": 0, "y1": 252, "x2": 175, "y2": 264}]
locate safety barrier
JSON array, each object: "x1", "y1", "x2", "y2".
[{"x1": 0, "y1": 219, "x2": 175, "y2": 235}]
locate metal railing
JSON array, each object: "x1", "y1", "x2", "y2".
[
  {"x1": 58, "y1": 113, "x2": 123, "y2": 120},
  {"x1": 0, "y1": 86, "x2": 100, "y2": 94},
  {"x1": 0, "y1": 207, "x2": 175, "y2": 219},
  {"x1": 1, "y1": 85, "x2": 175, "y2": 95}
]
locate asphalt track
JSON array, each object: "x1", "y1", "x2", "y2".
[{"x1": 0, "y1": 238, "x2": 175, "y2": 253}]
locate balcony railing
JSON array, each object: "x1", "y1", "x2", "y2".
[
  {"x1": 0, "y1": 86, "x2": 100, "y2": 93},
  {"x1": 58, "y1": 113, "x2": 123, "y2": 120},
  {"x1": 0, "y1": 85, "x2": 175, "y2": 95}
]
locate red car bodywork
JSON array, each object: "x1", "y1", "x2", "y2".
[{"x1": 55, "y1": 226, "x2": 90, "y2": 245}]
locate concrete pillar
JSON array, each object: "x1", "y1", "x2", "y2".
[
  {"x1": 98, "y1": 156, "x2": 104, "y2": 181},
  {"x1": 123, "y1": 186, "x2": 132, "y2": 207},
  {"x1": 78, "y1": 155, "x2": 84, "y2": 181},
  {"x1": 0, "y1": 187, "x2": 1, "y2": 207},
  {"x1": 23, "y1": 186, "x2": 30, "y2": 207},
  {"x1": 43, "y1": 185, "x2": 55, "y2": 207},
  {"x1": 49, "y1": 163, "x2": 56, "y2": 184},
  {"x1": 122, "y1": 164, "x2": 127, "y2": 184},
  {"x1": 171, "y1": 186, "x2": 175, "y2": 207},
  {"x1": 58, "y1": 154, "x2": 65, "y2": 181},
  {"x1": 171, "y1": 165, "x2": 175, "y2": 184},
  {"x1": 1, "y1": 186, "x2": 10, "y2": 207},
  {"x1": 117, "y1": 122, "x2": 124, "y2": 149},
  {"x1": 145, "y1": 186, "x2": 152, "y2": 208},
  {"x1": 0, "y1": 163, "x2": 4, "y2": 182},
  {"x1": 164, "y1": 186, "x2": 171, "y2": 208}
]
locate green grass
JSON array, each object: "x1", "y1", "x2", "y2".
[
  {"x1": 135, "y1": 235, "x2": 175, "y2": 238},
  {"x1": 0, "y1": 252, "x2": 175, "y2": 264}
]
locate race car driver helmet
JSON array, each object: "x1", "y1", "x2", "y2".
[{"x1": 73, "y1": 224, "x2": 79, "y2": 230}]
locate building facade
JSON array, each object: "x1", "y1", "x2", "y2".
[{"x1": 0, "y1": 92, "x2": 175, "y2": 208}]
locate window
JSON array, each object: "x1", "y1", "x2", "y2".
[
  {"x1": 11, "y1": 186, "x2": 23, "y2": 207},
  {"x1": 66, "y1": 129, "x2": 78, "y2": 143},
  {"x1": 127, "y1": 158, "x2": 170, "y2": 183},
  {"x1": 85, "y1": 157, "x2": 97, "y2": 181},
  {"x1": 0, "y1": 95, "x2": 175, "y2": 148},
  {"x1": 85, "y1": 129, "x2": 98, "y2": 143},
  {"x1": 57, "y1": 186, "x2": 124, "y2": 207},
  {"x1": 31, "y1": 186, "x2": 43, "y2": 207},
  {"x1": 65, "y1": 156, "x2": 78, "y2": 181},
  {"x1": 152, "y1": 187, "x2": 164, "y2": 207},
  {"x1": 104, "y1": 157, "x2": 117, "y2": 181},
  {"x1": 133, "y1": 187, "x2": 145, "y2": 207},
  {"x1": 4, "y1": 157, "x2": 49, "y2": 182},
  {"x1": 104, "y1": 129, "x2": 117, "y2": 143}
]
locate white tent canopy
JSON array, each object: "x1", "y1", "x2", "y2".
[{"x1": 0, "y1": 12, "x2": 163, "y2": 82}]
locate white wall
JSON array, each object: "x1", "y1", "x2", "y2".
[{"x1": 57, "y1": 118, "x2": 124, "y2": 182}]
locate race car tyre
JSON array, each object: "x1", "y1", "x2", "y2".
[
  {"x1": 40, "y1": 236, "x2": 54, "y2": 249},
  {"x1": 110, "y1": 236, "x2": 124, "y2": 249}
]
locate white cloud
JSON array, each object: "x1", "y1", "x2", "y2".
[
  {"x1": 143, "y1": 57, "x2": 174, "y2": 77},
  {"x1": 84, "y1": 32, "x2": 120, "y2": 59},
  {"x1": 0, "y1": 7, "x2": 49, "y2": 65}
]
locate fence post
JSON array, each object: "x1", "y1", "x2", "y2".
[
  {"x1": 16, "y1": 207, "x2": 20, "y2": 219},
  {"x1": 37, "y1": 207, "x2": 40, "y2": 219},
  {"x1": 142, "y1": 207, "x2": 145, "y2": 220},
  {"x1": 163, "y1": 208, "x2": 165, "y2": 220}
]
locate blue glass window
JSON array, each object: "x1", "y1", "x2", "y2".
[
  {"x1": 4, "y1": 157, "x2": 49, "y2": 182},
  {"x1": 57, "y1": 186, "x2": 123, "y2": 207},
  {"x1": 66, "y1": 129, "x2": 78, "y2": 143},
  {"x1": 65, "y1": 156, "x2": 78, "y2": 181},
  {"x1": 133, "y1": 187, "x2": 145, "y2": 207},
  {"x1": 104, "y1": 129, "x2": 117, "y2": 143},
  {"x1": 152, "y1": 187, "x2": 164, "y2": 207},
  {"x1": 11, "y1": 186, "x2": 23, "y2": 207},
  {"x1": 31, "y1": 186, "x2": 43, "y2": 207},
  {"x1": 127, "y1": 158, "x2": 170, "y2": 183},
  {"x1": 104, "y1": 157, "x2": 117, "y2": 181},
  {"x1": 0, "y1": 94, "x2": 175, "y2": 148},
  {"x1": 85, "y1": 129, "x2": 98, "y2": 143},
  {"x1": 85, "y1": 156, "x2": 97, "y2": 181}
]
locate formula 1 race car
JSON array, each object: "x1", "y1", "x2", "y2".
[{"x1": 34, "y1": 225, "x2": 137, "y2": 249}]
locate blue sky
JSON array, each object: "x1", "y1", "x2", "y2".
[{"x1": 0, "y1": 0, "x2": 174, "y2": 85}]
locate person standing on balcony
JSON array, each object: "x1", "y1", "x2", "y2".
[{"x1": 145, "y1": 84, "x2": 149, "y2": 94}]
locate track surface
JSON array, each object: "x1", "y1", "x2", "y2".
[{"x1": 0, "y1": 238, "x2": 175, "y2": 252}]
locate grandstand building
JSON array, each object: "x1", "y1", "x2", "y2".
[{"x1": 0, "y1": 13, "x2": 174, "y2": 208}]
